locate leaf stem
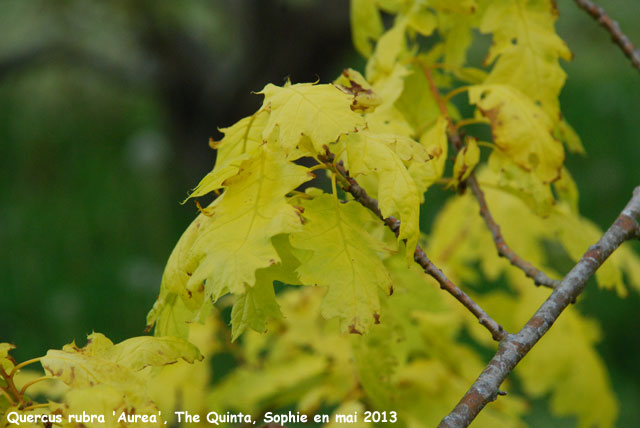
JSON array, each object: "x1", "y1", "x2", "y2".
[
  {"x1": 10, "y1": 358, "x2": 42, "y2": 377},
  {"x1": 455, "y1": 118, "x2": 489, "y2": 129},
  {"x1": 443, "y1": 85, "x2": 470, "y2": 105},
  {"x1": 21, "y1": 403, "x2": 51, "y2": 412},
  {"x1": 20, "y1": 376, "x2": 52, "y2": 396}
]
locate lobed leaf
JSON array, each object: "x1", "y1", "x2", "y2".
[
  {"x1": 469, "y1": 84, "x2": 564, "y2": 183},
  {"x1": 290, "y1": 194, "x2": 394, "y2": 334},
  {"x1": 259, "y1": 82, "x2": 365, "y2": 154},
  {"x1": 342, "y1": 130, "x2": 421, "y2": 259}
]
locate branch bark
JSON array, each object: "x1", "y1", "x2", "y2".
[
  {"x1": 439, "y1": 186, "x2": 640, "y2": 428},
  {"x1": 319, "y1": 148, "x2": 508, "y2": 342},
  {"x1": 467, "y1": 176, "x2": 562, "y2": 289},
  {"x1": 573, "y1": 0, "x2": 640, "y2": 73}
]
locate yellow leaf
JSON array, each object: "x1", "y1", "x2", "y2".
[
  {"x1": 40, "y1": 332, "x2": 202, "y2": 428},
  {"x1": 431, "y1": 0, "x2": 482, "y2": 67},
  {"x1": 469, "y1": 84, "x2": 564, "y2": 182},
  {"x1": 342, "y1": 131, "x2": 421, "y2": 259},
  {"x1": 350, "y1": 0, "x2": 384, "y2": 57},
  {"x1": 487, "y1": 150, "x2": 554, "y2": 216},
  {"x1": 414, "y1": 116, "x2": 449, "y2": 192},
  {"x1": 290, "y1": 195, "x2": 394, "y2": 334},
  {"x1": 407, "y1": 4, "x2": 437, "y2": 37},
  {"x1": 259, "y1": 82, "x2": 365, "y2": 153},
  {"x1": 553, "y1": 166, "x2": 579, "y2": 213},
  {"x1": 0, "y1": 343, "x2": 15, "y2": 372},
  {"x1": 451, "y1": 137, "x2": 480, "y2": 187},
  {"x1": 554, "y1": 118, "x2": 586, "y2": 154},
  {"x1": 481, "y1": 0, "x2": 571, "y2": 118},
  {"x1": 334, "y1": 68, "x2": 383, "y2": 113},
  {"x1": 394, "y1": 64, "x2": 442, "y2": 137},
  {"x1": 188, "y1": 110, "x2": 269, "y2": 199},
  {"x1": 366, "y1": 18, "x2": 409, "y2": 83},
  {"x1": 184, "y1": 145, "x2": 311, "y2": 313}
]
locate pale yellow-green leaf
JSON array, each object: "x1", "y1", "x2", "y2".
[
  {"x1": 366, "y1": 18, "x2": 409, "y2": 83},
  {"x1": 431, "y1": 0, "x2": 481, "y2": 67},
  {"x1": 451, "y1": 136, "x2": 480, "y2": 187},
  {"x1": 208, "y1": 355, "x2": 327, "y2": 413},
  {"x1": 364, "y1": 64, "x2": 415, "y2": 137},
  {"x1": 554, "y1": 118, "x2": 586, "y2": 154},
  {"x1": 480, "y1": 0, "x2": 571, "y2": 118},
  {"x1": 414, "y1": 116, "x2": 449, "y2": 192},
  {"x1": 42, "y1": 333, "x2": 201, "y2": 387},
  {"x1": 146, "y1": 212, "x2": 211, "y2": 336},
  {"x1": 469, "y1": 84, "x2": 564, "y2": 182},
  {"x1": 290, "y1": 195, "x2": 393, "y2": 334},
  {"x1": 259, "y1": 82, "x2": 365, "y2": 153},
  {"x1": 394, "y1": 64, "x2": 442, "y2": 136},
  {"x1": 105, "y1": 335, "x2": 202, "y2": 371},
  {"x1": 230, "y1": 234, "x2": 303, "y2": 340},
  {"x1": 407, "y1": 4, "x2": 437, "y2": 36},
  {"x1": 487, "y1": 149, "x2": 554, "y2": 216},
  {"x1": 231, "y1": 273, "x2": 282, "y2": 341},
  {"x1": 184, "y1": 144, "x2": 311, "y2": 313},
  {"x1": 553, "y1": 166, "x2": 579, "y2": 213},
  {"x1": 342, "y1": 131, "x2": 420, "y2": 259},
  {"x1": 61, "y1": 384, "x2": 161, "y2": 428},
  {"x1": 350, "y1": 0, "x2": 384, "y2": 57},
  {"x1": 327, "y1": 401, "x2": 372, "y2": 428},
  {"x1": 148, "y1": 315, "x2": 219, "y2": 428},
  {"x1": 334, "y1": 68, "x2": 383, "y2": 113},
  {"x1": 0, "y1": 343, "x2": 15, "y2": 371}
]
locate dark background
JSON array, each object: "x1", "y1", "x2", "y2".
[{"x1": 0, "y1": 0, "x2": 638, "y2": 426}]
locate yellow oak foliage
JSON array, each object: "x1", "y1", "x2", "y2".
[
  {"x1": 0, "y1": 343, "x2": 15, "y2": 372},
  {"x1": 259, "y1": 82, "x2": 365, "y2": 153},
  {"x1": 342, "y1": 131, "x2": 420, "y2": 259},
  {"x1": 451, "y1": 137, "x2": 480, "y2": 188},
  {"x1": 188, "y1": 146, "x2": 310, "y2": 307},
  {"x1": 39, "y1": 333, "x2": 202, "y2": 428},
  {"x1": 469, "y1": 84, "x2": 564, "y2": 182},
  {"x1": 290, "y1": 194, "x2": 394, "y2": 334},
  {"x1": 229, "y1": 235, "x2": 302, "y2": 340},
  {"x1": 350, "y1": 0, "x2": 384, "y2": 57},
  {"x1": 480, "y1": 0, "x2": 571, "y2": 119}
]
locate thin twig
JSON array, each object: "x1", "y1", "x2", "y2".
[
  {"x1": 418, "y1": 60, "x2": 560, "y2": 288},
  {"x1": 439, "y1": 186, "x2": 640, "y2": 428},
  {"x1": 318, "y1": 148, "x2": 508, "y2": 341},
  {"x1": 573, "y1": 0, "x2": 640, "y2": 73},
  {"x1": 467, "y1": 177, "x2": 562, "y2": 288},
  {"x1": 20, "y1": 376, "x2": 52, "y2": 396}
]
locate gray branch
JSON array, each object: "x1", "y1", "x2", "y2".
[{"x1": 439, "y1": 186, "x2": 640, "y2": 428}]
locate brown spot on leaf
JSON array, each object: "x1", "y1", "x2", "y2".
[
  {"x1": 373, "y1": 313, "x2": 381, "y2": 324},
  {"x1": 349, "y1": 323, "x2": 363, "y2": 335}
]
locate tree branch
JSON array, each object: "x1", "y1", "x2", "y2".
[
  {"x1": 417, "y1": 60, "x2": 560, "y2": 288},
  {"x1": 573, "y1": 0, "x2": 640, "y2": 73},
  {"x1": 439, "y1": 186, "x2": 640, "y2": 428},
  {"x1": 319, "y1": 148, "x2": 508, "y2": 341},
  {"x1": 467, "y1": 177, "x2": 562, "y2": 289}
]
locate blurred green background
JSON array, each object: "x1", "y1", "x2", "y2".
[{"x1": 0, "y1": 0, "x2": 638, "y2": 426}]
